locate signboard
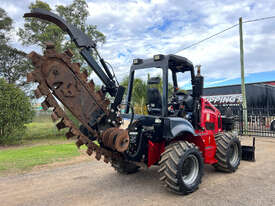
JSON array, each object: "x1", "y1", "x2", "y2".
[{"x1": 203, "y1": 94, "x2": 242, "y2": 106}]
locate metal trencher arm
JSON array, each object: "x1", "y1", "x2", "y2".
[{"x1": 24, "y1": 8, "x2": 129, "y2": 163}]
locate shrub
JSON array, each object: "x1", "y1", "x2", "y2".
[{"x1": 0, "y1": 79, "x2": 34, "y2": 145}]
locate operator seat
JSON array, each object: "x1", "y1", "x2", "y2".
[{"x1": 147, "y1": 88, "x2": 162, "y2": 115}]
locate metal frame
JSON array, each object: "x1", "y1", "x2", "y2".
[{"x1": 125, "y1": 54, "x2": 195, "y2": 117}]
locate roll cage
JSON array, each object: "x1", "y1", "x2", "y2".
[{"x1": 125, "y1": 54, "x2": 196, "y2": 117}]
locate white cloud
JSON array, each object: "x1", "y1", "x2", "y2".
[{"x1": 1, "y1": 0, "x2": 275, "y2": 88}]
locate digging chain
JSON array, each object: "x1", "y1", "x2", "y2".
[{"x1": 27, "y1": 43, "x2": 128, "y2": 164}]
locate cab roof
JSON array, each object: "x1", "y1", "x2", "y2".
[{"x1": 130, "y1": 54, "x2": 194, "y2": 73}]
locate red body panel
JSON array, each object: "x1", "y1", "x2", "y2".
[
  {"x1": 194, "y1": 130, "x2": 217, "y2": 164},
  {"x1": 199, "y1": 98, "x2": 222, "y2": 135},
  {"x1": 194, "y1": 98, "x2": 222, "y2": 164},
  {"x1": 147, "y1": 141, "x2": 165, "y2": 167},
  {"x1": 146, "y1": 98, "x2": 222, "y2": 167}
]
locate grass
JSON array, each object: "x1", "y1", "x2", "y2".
[
  {"x1": 21, "y1": 114, "x2": 69, "y2": 145},
  {"x1": 0, "y1": 143, "x2": 84, "y2": 174},
  {"x1": 23, "y1": 122, "x2": 67, "y2": 142},
  {"x1": 0, "y1": 114, "x2": 84, "y2": 175}
]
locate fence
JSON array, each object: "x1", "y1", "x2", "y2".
[
  {"x1": 239, "y1": 107, "x2": 275, "y2": 137},
  {"x1": 217, "y1": 106, "x2": 275, "y2": 137}
]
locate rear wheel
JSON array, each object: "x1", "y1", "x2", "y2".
[
  {"x1": 158, "y1": 141, "x2": 204, "y2": 195},
  {"x1": 111, "y1": 159, "x2": 139, "y2": 174},
  {"x1": 214, "y1": 132, "x2": 241, "y2": 172}
]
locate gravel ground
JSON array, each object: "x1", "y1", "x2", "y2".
[{"x1": 0, "y1": 136, "x2": 275, "y2": 206}]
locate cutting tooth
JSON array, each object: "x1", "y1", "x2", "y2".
[
  {"x1": 79, "y1": 135, "x2": 89, "y2": 145},
  {"x1": 72, "y1": 63, "x2": 81, "y2": 73},
  {"x1": 51, "y1": 112, "x2": 59, "y2": 122},
  {"x1": 96, "y1": 90, "x2": 105, "y2": 99},
  {"x1": 65, "y1": 131, "x2": 75, "y2": 139},
  {"x1": 34, "y1": 88, "x2": 42, "y2": 98},
  {"x1": 76, "y1": 139, "x2": 84, "y2": 148},
  {"x1": 27, "y1": 70, "x2": 42, "y2": 83},
  {"x1": 27, "y1": 72, "x2": 34, "y2": 82},
  {"x1": 53, "y1": 108, "x2": 63, "y2": 118},
  {"x1": 45, "y1": 42, "x2": 55, "y2": 50},
  {"x1": 75, "y1": 62, "x2": 81, "y2": 68},
  {"x1": 28, "y1": 51, "x2": 43, "y2": 67},
  {"x1": 86, "y1": 148, "x2": 93, "y2": 156},
  {"x1": 38, "y1": 84, "x2": 50, "y2": 96},
  {"x1": 69, "y1": 127, "x2": 80, "y2": 137},
  {"x1": 34, "y1": 84, "x2": 50, "y2": 99},
  {"x1": 104, "y1": 156, "x2": 110, "y2": 163},
  {"x1": 81, "y1": 69, "x2": 88, "y2": 82},
  {"x1": 65, "y1": 49, "x2": 73, "y2": 58},
  {"x1": 88, "y1": 79, "x2": 95, "y2": 90},
  {"x1": 95, "y1": 150, "x2": 101, "y2": 160},
  {"x1": 56, "y1": 118, "x2": 67, "y2": 130},
  {"x1": 46, "y1": 95, "x2": 58, "y2": 107},
  {"x1": 63, "y1": 118, "x2": 73, "y2": 127},
  {"x1": 41, "y1": 100, "x2": 51, "y2": 111},
  {"x1": 104, "y1": 99, "x2": 110, "y2": 106},
  {"x1": 56, "y1": 121, "x2": 66, "y2": 130}
]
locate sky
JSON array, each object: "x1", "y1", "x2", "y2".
[{"x1": 1, "y1": 0, "x2": 275, "y2": 89}]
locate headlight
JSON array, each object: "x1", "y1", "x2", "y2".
[
  {"x1": 133, "y1": 58, "x2": 143, "y2": 65},
  {"x1": 153, "y1": 54, "x2": 164, "y2": 61}
]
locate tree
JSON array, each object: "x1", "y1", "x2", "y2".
[
  {"x1": 121, "y1": 76, "x2": 147, "y2": 114},
  {"x1": 0, "y1": 8, "x2": 32, "y2": 89},
  {"x1": 18, "y1": 0, "x2": 106, "y2": 72},
  {"x1": 121, "y1": 74, "x2": 174, "y2": 114},
  {"x1": 0, "y1": 44, "x2": 31, "y2": 84},
  {"x1": 0, "y1": 8, "x2": 12, "y2": 44},
  {"x1": 0, "y1": 79, "x2": 34, "y2": 145},
  {"x1": 18, "y1": 1, "x2": 64, "y2": 51}
]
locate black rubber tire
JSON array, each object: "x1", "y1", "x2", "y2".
[
  {"x1": 111, "y1": 160, "x2": 139, "y2": 174},
  {"x1": 270, "y1": 120, "x2": 275, "y2": 131},
  {"x1": 214, "y1": 132, "x2": 241, "y2": 172},
  {"x1": 158, "y1": 141, "x2": 204, "y2": 195}
]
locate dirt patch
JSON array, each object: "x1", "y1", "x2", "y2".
[
  {"x1": 32, "y1": 153, "x2": 91, "y2": 172},
  {"x1": 1, "y1": 136, "x2": 275, "y2": 206}
]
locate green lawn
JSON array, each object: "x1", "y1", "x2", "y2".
[
  {"x1": 23, "y1": 117, "x2": 68, "y2": 144},
  {"x1": 0, "y1": 114, "x2": 87, "y2": 175},
  {"x1": 0, "y1": 143, "x2": 84, "y2": 174},
  {"x1": 23, "y1": 122, "x2": 67, "y2": 141}
]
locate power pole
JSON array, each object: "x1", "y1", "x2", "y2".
[{"x1": 239, "y1": 17, "x2": 248, "y2": 133}]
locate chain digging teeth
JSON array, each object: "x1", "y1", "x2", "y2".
[
  {"x1": 51, "y1": 112, "x2": 59, "y2": 122},
  {"x1": 27, "y1": 44, "x2": 124, "y2": 164},
  {"x1": 41, "y1": 100, "x2": 50, "y2": 111},
  {"x1": 26, "y1": 73, "x2": 34, "y2": 82}
]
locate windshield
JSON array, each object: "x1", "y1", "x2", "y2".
[
  {"x1": 129, "y1": 67, "x2": 163, "y2": 114},
  {"x1": 122, "y1": 67, "x2": 175, "y2": 115}
]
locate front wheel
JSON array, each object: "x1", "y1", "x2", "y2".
[
  {"x1": 158, "y1": 141, "x2": 204, "y2": 195},
  {"x1": 214, "y1": 132, "x2": 241, "y2": 172}
]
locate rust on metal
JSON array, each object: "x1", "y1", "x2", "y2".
[
  {"x1": 27, "y1": 43, "x2": 129, "y2": 164},
  {"x1": 102, "y1": 128, "x2": 129, "y2": 152}
]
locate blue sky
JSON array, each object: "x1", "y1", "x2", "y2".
[{"x1": 1, "y1": 0, "x2": 275, "y2": 89}]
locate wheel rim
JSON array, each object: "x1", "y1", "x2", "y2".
[
  {"x1": 181, "y1": 154, "x2": 199, "y2": 186},
  {"x1": 229, "y1": 143, "x2": 239, "y2": 166}
]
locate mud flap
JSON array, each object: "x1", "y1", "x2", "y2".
[{"x1": 241, "y1": 137, "x2": 255, "y2": 161}]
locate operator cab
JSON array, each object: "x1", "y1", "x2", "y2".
[
  {"x1": 122, "y1": 54, "x2": 205, "y2": 163},
  {"x1": 126, "y1": 54, "x2": 203, "y2": 122}
]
